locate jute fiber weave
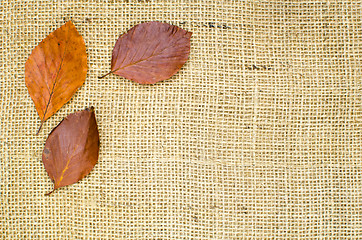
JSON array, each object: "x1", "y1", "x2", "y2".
[{"x1": 1, "y1": 1, "x2": 361, "y2": 239}]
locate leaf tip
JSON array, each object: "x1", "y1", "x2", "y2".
[
  {"x1": 87, "y1": 106, "x2": 95, "y2": 112},
  {"x1": 65, "y1": 20, "x2": 74, "y2": 26}
]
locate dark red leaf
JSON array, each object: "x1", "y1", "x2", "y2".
[
  {"x1": 42, "y1": 107, "x2": 99, "y2": 195},
  {"x1": 99, "y1": 21, "x2": 192, "y2": 84}
]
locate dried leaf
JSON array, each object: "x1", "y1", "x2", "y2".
[
  {"x1": 25, "y1": 21, "x2": 88, "y2": 134},
  {"x1": 99, "y1": 21, "x2": 192, "y2": 84},
  {"x1": 42, "y1": 107, "x2": 99, "y2": 195}
]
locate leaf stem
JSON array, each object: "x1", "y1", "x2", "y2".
[
  {"x1": 45, "y1": 188, "x2": 55, "y2": 196},
  {"x1": 98, "y1": 71, "x2": 114, "y2": 79},
  {"x1": 36, "y1": 121, "x2": 44, "y2": 135}
]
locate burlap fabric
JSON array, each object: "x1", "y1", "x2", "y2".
[{"x1": 1, "y1": 1, "x2": 361, "y2": 239}]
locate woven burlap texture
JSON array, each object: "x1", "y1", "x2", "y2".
[{"x1": 1, "y1": 1, "x2": 361, "y2": 239}]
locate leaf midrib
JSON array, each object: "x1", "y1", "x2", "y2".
[
  {"x1": 112, "y1": 42, "x2": 174, "y2": 74},
  {"x1": 41, "y1": 26, "x2": 70, "y2": 122},
  {"x1": 55, "y1": 143, "x2": 79, "y2": 188}
]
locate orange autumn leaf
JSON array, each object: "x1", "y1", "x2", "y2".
[
  {"x1": 42, "y1": 107, "x2": 99, "y2": 195},
  {"x1": 99, "y1": 21, "x2": 192, "y2": 84},
  {"x1": 25, "y1": 21, "x2": 87, "y2": 134}
]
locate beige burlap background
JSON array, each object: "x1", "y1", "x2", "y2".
[{"x1": 1, "y1": 0, "x2": 361, "y2": 239}]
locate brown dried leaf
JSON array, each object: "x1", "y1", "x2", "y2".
[
  {"x1": 99, "y1": 21, "x2": 192, "y2": 84},
  {"x1": 25, "y1": 21, "x2": 88, "y2": 134},
  {"x1": 42, "y1": 107, "x2": 99, "y2": 195}
]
